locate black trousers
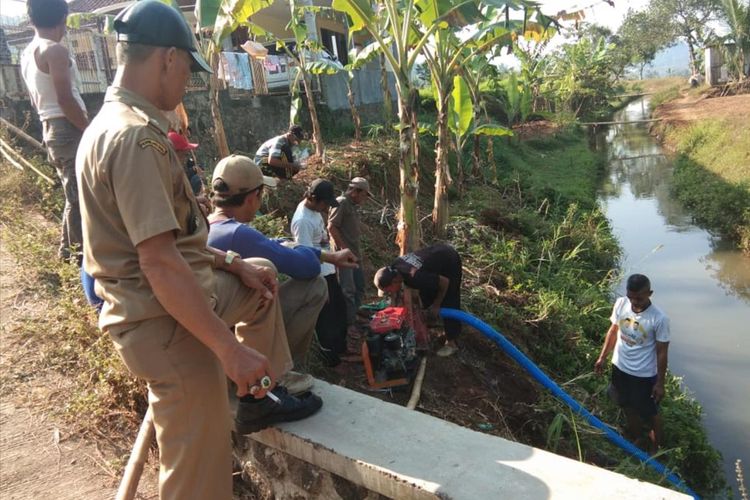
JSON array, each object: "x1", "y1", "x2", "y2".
[
  {"x1": 419, "y1": 253, "x2": 463, "y2": 341},
  {"x1": 316, "y1": 274, "x2": 348, "y2": 353}
]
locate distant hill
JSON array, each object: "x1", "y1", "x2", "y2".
[{"x1": 642, "y1": 42, "x2": 691, "y2": 78}]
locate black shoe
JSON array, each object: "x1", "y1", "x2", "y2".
[{"x1": 234, "y1": 386, "x2": 323, "y2": 435}]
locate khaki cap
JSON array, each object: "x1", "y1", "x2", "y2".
[
  {"x1": 212, "y1": 155, "x2": 277, "y2": 197},
  {"x1": 349, "y1": 177, "x2": 371, "y2": 194}
]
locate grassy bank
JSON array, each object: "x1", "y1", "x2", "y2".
[
  {"x1": 657, "y1": 118, "x2": 750, "y2": 253},
  {"x1": 0, "y1": 125, "x2": 725, "y2": 496}
]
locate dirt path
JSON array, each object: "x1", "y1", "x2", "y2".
[
  {"x1": 0, "y1": 246, "x2": 159, "y2": 499},
  {"x1": 655, "y1": 92, "x2": 750, "y2": 124}
]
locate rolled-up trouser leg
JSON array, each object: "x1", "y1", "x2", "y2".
[
  {"x1": 214, "y1": 258, "x2": 294, "y2": 379},
  {"x1": 108, "y1": 316, "x2": 233, "y2": 500},
  {"x1": 279, "y1": 275, "x2": 327, "y2": 364}
]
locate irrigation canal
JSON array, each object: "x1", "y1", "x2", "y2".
[{"x1": 596, "y1": 98, "x2": 749, "y2": 495}]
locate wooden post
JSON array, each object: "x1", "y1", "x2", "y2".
[{"x1": 115, "y1": 407, "x2": 155, "y2": 500}]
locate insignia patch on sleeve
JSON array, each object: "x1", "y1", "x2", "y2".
[{"x1": 138, "y1": 138, "x2": 167, "y2": 155}]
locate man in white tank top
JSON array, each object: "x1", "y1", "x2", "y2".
[{"x1": 20, "y1": 0, "x2": 88, "y2": 262}]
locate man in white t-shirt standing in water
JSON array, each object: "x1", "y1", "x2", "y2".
[
  {"x1": 595, "y1": 274, "x2": 671, "y2": 452},
  {"x1": 21, "y1": 0, "x2": 88, "y2": 262}
]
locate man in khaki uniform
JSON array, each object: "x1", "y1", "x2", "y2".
[{"x1": 76, "y1": 2, "x2": 321, "y2": 499}]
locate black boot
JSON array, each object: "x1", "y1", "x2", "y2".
[{"x1": 234, "y1": 386, "x2": 322, "y2": 435}]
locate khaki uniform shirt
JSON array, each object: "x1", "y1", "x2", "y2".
[
  {"x1": 328, "y1": 195, "x2": 361, "y2": 258},
  {"x1": 77, "y1": 87, "x2": 215, "y2": 333}
]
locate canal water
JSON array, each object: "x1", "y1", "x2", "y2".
[{"x1": 596, "y1": 98, "x2": 749, "y2": 494}]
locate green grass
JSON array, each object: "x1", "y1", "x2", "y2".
[
  {"x1": 649, "y1": 86, "x2": 681, "y2": 110},
  {"x1": 665, "y1": 120, "x2": 750, "y2": 252},
  {"x1": 493, "y1": 129, "x2": 607, "y2": 211}
]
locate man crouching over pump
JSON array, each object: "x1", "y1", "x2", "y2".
[{"x1": 76, "y1": 2, "x2": 321, "y2": 499}]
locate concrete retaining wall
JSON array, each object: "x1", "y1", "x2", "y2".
[{"x1": 239, "y1": 381, "x2": 689, "y2": 499}]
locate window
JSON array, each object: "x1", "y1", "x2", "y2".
[{"x1": 320, "y1": 28, "x2": 347, "y2": 66}]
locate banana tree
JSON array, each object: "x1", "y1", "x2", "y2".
[
  {"x1": 717, "y1": 0, "x2": 750, "y2": 81},
  {"x1": 242, "y1": 0, "x2": 328, "y2": 156},
  {"x1": 448, "y1": 74, "x2": 512, "y2": 193},
  {"x1": 196, "y1": 0, "x2": 275, "y2": 157},
  {"x1": 423, "y1": 1, "x2": 550, "y2": 237},
  {"x1": 332, "y1": 0, "x2": 444, "y2": 253}
]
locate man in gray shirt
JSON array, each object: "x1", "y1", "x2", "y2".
[
  {"x1": 254, "y1": 125, "x2": 304, "y2": 179},
  {"x1": 328, "y1": 177, "x2": 370, "y2": 347}
]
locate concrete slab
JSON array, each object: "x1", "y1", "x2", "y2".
[{"x1": 247, "y1": 380, "x2": 689, "y2": 500}]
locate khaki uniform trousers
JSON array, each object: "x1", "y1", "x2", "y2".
[
  {"x1": 279, "y1": 275, "x2": 328, "y2": 364},
  {"x1": 108, "y1": 258, "x2": 292, "y2": 500}
]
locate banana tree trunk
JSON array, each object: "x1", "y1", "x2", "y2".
[
  {"x1": 456, "y1": 138, "x2": 464, "y2": 197},
  {"x1": 395, "y1": 82, "x2": 420, "y2": 255},
  {"x1": 380, "y1": 54, "x2": 394, "y2": 125},
  {"x1": 209, "y1": 52, "x2": 230, "y2": 158},
  {"x1": 432, "y1": 97, "x2": 450, "y2": 239},
  {"x1": 300, "y1": 71, "x2": 324, "y2": 157},
  {"x1": 488, "y1": 137, "x2": 498, "y2": 185},
  {"x1": 471, "y1": 134, "x2": 480, "y2": 177},
  {"x1": 347, "y1": 77, "x2": 362, "y2": 142}
]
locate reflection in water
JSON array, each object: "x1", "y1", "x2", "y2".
[
  {"x1": 597, "y1": 99, "x2": 750, "y2": 493},
  {"x1": 702, "y1": 243, "x2": 750, "y2": 304}
]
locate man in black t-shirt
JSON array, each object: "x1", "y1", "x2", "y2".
[{"x1": 374, "y1": 244, "x2": 462, "y2": 357}]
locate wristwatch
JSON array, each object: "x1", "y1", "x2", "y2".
[{"x1": 224, "y1": 250, "x2": 241, "y2": 267}]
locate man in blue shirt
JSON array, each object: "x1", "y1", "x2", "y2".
[{"x1": 208, "y1": 155, "x2": 358, "y2": 389}]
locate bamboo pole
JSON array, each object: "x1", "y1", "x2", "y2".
[
  {"x1": 0, "y1": 138, "x2": 56, "y2": 184},
  {"x1": 406, "y1": 357, "x2": 427, "y2": 410},
  {"x1": 0, "y1": 145, "x2": 25, "y2": 171},
  {"x1": 115, "y1": 407, "x2": 155, "y2": 500},
  {"x1": 0, "y1": 117, "x2": 45, "y2": 152}
]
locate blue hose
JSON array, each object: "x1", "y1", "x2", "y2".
[{"x1": 440, "y1": 308, "x2": 699, "y2": 499}]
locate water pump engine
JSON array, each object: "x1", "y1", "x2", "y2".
[{"x1": 362, "y1": 307, "x2": 419, "y2": 388}]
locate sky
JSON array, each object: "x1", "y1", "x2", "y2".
[
  {"x1": 1, "y1": 0, "x2": 29, "y2": 21},
  {"x1": 538, "y1": 0, "x2": 650, "y2": 31}
]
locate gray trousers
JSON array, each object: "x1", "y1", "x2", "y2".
[
  {"x1": 43, "y1": 118, "x2": 83, "y2": 260},
  {"x1": 279, "y1": 275, "x2": 328, "y2": 365},
  {"x1": 338, "y1": 266, "x2": 364, "y2": 326}
]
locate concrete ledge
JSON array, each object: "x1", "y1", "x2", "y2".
[{"x1": 245, "y1": 380, "x2": 688, "y2": 499}]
